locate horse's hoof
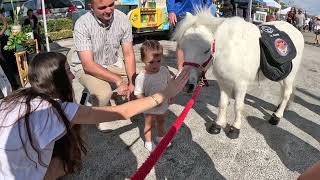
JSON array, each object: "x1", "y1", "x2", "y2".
[
  {"x1": 226, "y1": 126, "x2": 240, "y2": 139},
  {"x1": 269, "y1": 113, "x2": 280, "y2": 125},
  {"x1": 207, "y1": 123, "x2": 221, "y2": 134}
]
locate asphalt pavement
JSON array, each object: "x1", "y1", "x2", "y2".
[{"x1": 53, "y1": 31, "x2": 320, "y2": 180}]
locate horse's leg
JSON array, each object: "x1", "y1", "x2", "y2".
[
  {"x1": 227, "y1": 84, "x2": 247, "y2": 139},
  {"x1": 207, "y1": 89, "x2": 229, "y2": 134},
  {"x1": 269, "y1": 79, "x2": 294, "y2": 125}
]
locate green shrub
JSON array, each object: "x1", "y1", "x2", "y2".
[
  {"x1": 39, "y1": 18, "x2": 73, "y2": 41},
  {"x1": 48, "y1": 29, "x2": 73, "y2": 41},
  {"x1": 43, "y1": 18, "x2": 73, "y2": 32}
]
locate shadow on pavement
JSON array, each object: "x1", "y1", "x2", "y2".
[
  {"x1": 296, "y1": 87, "x2": 320, "y2": 101},
  {"x1": 133, "y1": 33, "x2": 170, "y2": 45},
  {"x1": 50, "y1": 42, "x2": 71, "y2": 54},
  {"x1": 173, "y1": 80, "x2": 220, "y2": 129},
  {"x1": 65, "y1": 125, "x2": 138, "y2": 180},
  {"x1": 245, "y1": 92, "x2": 320, "y2": 142},
  {"x1": 304, "y1": 41, "x2": 320, "y2": 47},
  {"x1": 247, "y1": 116, "x2": 320, "y2": 174},
  {"x1": 152, "y1": 110, "x2": 225, "y2": 179},
  {"x1": 245, "y1": 93, "x2": 320, "y2": 173},
  {"x1": 294, "y1": 88, "x2": 320, "y2": 116}
]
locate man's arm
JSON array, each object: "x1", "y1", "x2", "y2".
[
  {"x1": 78, "y1": 50, "x2": 123, "y2": 85},
  {"x1": 204, "y1": 0, "x2": 213, "y2": 7},
  {"x1": 121, "y1": 42, "x2": 136, "y2": 85},
  {"x1": 120, "y1": 16, "x2": 136, "y2": 97},
  {"x1": 166, "y1": 0, "x2": 175, "y2": 14},
  {"x1": 166, "y1": 0, "x2": 177, "y2": 25}
]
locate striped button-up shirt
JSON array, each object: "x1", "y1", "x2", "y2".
[{"x1": 73, "y1": 9, "x2": 132, "y2": 66}]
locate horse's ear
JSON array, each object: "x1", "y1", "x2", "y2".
[{"x1": 185, "y1": 12, "x2": 193, "y2": 19}]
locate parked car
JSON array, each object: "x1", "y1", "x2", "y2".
[
  {"x1": 20, "y1": 0, "x2": 77, "y2": 19},
  {"x1": 71, "y1": 0, "x2": 85, "y2": 10}
]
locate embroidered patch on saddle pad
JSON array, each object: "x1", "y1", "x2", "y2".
[
  {"x1": 274, "y1": 38, "x2": 289, "y2": 56},
  {"x1": 259, "y1": 25, "x2": 296, "y2": 64}
]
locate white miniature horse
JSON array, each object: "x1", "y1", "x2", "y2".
[{"x1": 173, "y1": 10, "x2": 304, "y2": 139}]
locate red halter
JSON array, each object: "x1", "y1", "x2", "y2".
[{"x1": 182, "y1": 41, "x2": 216, "y2": 87}]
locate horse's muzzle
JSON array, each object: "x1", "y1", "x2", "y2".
[
  {"x1": 185, "y1": 68, "x2": 200, "y2": 93},
  {"x1": 185, "y1": 83, "x2": 195, "y2": 93}
]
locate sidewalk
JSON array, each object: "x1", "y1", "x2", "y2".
[{"x1": 54, "y1": 31, "x2": 320, "y2": 180}]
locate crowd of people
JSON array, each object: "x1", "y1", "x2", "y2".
[{"x1": 285, "y1": 7, "x2": 320, "y2": 45}]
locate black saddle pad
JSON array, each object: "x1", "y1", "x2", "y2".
[
  {"x1": 259, "y1": 25, "x2": 296, "y2": 81},
  {"x1": 259, "y1": 25, "x2": 297, "y2": 64}
]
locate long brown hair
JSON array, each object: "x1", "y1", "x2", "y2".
[{"x1": 0, "y1": 52, "x2": 86, "y2": 174}]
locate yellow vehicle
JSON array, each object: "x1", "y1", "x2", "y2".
[{"x1": 115, "y1": 0, "x2": 170, "y2": 34}]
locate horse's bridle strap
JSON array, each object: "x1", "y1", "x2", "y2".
[
  {"x1": 183, "y1": 55, "x2": 214, "y2": 87},
  {"x1": 182, "y1": 40, "x2": 216, "y2": 87},
  {"x1": 183, "y1": 55, "x2": 213, "y2": 70}
]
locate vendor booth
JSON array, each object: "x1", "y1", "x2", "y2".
[
  {"x1": 252, "y1": 0, "x2": 281, "y2": 23},
  {"x1": 124, "y1": 0, "x2": 170, "y2": 34}
]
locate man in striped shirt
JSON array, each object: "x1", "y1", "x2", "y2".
[{"x1": 73, "y1": 0, "x2": 136, "y2": 131}]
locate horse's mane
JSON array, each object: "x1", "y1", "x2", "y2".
[{"x1": 172, "y1": 8, "x2": 225, "y2": 42}]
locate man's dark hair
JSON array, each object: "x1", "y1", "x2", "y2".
[{"x1": 27, "y1": 9, "x2": 33, "y2": 14}]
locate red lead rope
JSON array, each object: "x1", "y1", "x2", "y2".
[{"x1": 131, "y1": 84, "x2": 203, "y2": 180}]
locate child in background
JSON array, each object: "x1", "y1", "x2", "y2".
[{"x1": 134, "y1": 40, "x2": 171, "y2": 152}]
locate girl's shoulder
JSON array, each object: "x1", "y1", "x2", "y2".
[
  {"x1": 160, "y1": 66, "x2": 170, "y2": 73},
  {"x1": 136, "y1": 70, "x2": 147, "y2": 79}
]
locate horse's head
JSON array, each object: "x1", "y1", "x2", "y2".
[{"x1": 173, "y1": 10, "x2": 223, "y2": 92}]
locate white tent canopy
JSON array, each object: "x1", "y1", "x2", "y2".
[
  {"x1": 263, "y1": 0, "x2": 281, "y2": 9},
  {"x1": 280, "y1": 7, "x2": 292, "y2": 15}
]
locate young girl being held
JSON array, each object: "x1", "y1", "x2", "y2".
[{"x1": 134, "y1": 40, "x2": 172, "y2": 152}]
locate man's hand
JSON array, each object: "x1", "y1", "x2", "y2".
[
  {"x1": 169, "y1": 12, "x2": 177, "y2": 25},
  {"x1": 127, "y1": 83, "x2": 135, "y2": 100},
  {"x1": 116, "y1": 81, "x2": 129, "y2": 96}
]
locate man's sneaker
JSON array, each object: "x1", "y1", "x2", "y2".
[
  {"x1": 144, "y1": 141, "x2": 156, "y2": 152},
  {"x1": 156, "y1": 136, "x2": 172, "y2": 147}
]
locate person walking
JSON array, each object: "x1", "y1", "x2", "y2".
[
  {"x1": 313, "y1": 16, "x2": 320, "y2": 45},
  {"x1": 287, "y1": 7, "x2": 296, "y2": 25},
  {"x1": 295, "y1": 9, "x2": 305, "y2": 31}
]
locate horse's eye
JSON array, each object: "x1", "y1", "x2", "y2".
[{"x1": 204, "y1": 48, "x2": 210, "y2": 54}]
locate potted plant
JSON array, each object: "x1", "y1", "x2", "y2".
[
  {"x1": 23, "y1": 25, "x2": 34, "y2": 40},
  {"x1": 10, "y1": 0, "x2": 22, "y2": 34},
  {"x1": 4, "y1": 31, "x2": 29, "y2": 52}
]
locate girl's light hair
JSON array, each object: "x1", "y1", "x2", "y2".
[{"x1": 140, "y1": 40, "x2": 163, "y2": 62}]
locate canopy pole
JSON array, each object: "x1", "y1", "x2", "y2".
[
  {"x1": 41, "y1": 0, "x2": 50, "y2": 51},
  {"x1": 248, "y1": 0, "x2": 253, "y2": 22}
]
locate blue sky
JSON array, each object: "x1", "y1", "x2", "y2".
[{"x1": 282, "y1": 0, "x2": 320, "y2": 15}]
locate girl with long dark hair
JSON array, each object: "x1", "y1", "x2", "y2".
[{"x1": 0, "y1": 52, "x2": 189, "y2": 179}]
